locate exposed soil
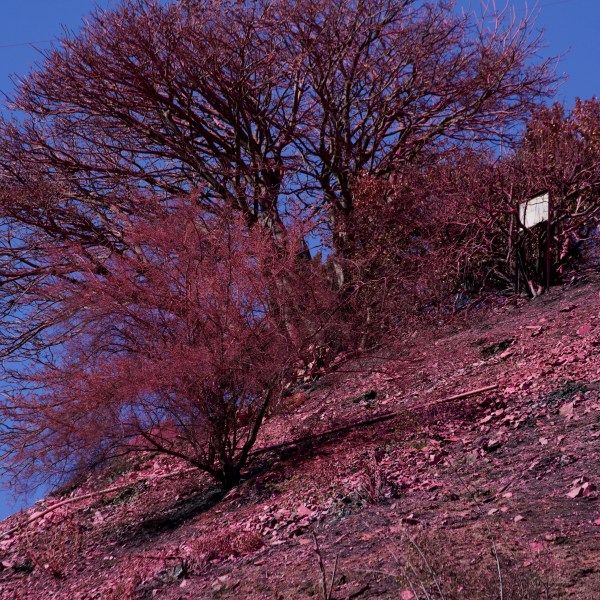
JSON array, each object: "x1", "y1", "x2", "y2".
[{"x1": 1, "y1": 276, "x2": 599, "y2": 599}]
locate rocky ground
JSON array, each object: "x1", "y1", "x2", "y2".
[{"x1": 1, "y1": 276, "x2": 599, "y2": 599}]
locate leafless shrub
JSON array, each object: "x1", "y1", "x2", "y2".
[{"x1": 354, "y1": 455, "x2": 390, "y2": 505}]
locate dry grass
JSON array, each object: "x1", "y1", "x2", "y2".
[
  {"x1": 384, "y1": 527, "x2": 553, "y2": 600},
  {"x1": 187, "y1": 528, "x2": 264, "y2": 565},
  {"x1": 20, "y1": 513, "x2": 83, "y2": 579}
]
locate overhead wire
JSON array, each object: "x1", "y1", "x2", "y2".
[{"x1": 0, "y1": 40, "x2": 51, "y2": 49}]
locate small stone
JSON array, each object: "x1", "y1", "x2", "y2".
[
  {"x1": 486, "y1": 439, "x2": 502, "y2": 452},
  {"x1": 582, "y1": 482, "x2": 597, "y2": 497},
  {"x1": 559, "y1": 402, "x2": 575, "y2": 418},
  {"x1": 572, "y1": 476, "x2": 589, "y2": 486},
  {"x1": 400, "y1": 513, "x2": 420, "y2": 525},
  {"x1": 560, "y1": 304, "x2": 577, "y2": 313},
  {"x1": 429, "y1": 452, "x2": 445, "y2": 465},
  {"x1": 296, "y1": 505, "x2": 315, "y2": 519},
  {"x1": 577, "y1": 324, "x2": 592, "y2": 337}
]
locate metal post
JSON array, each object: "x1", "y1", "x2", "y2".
[{"x1": 545, "y1": 190, "x2": 552, "y2": 291}]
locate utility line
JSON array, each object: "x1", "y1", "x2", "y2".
[
  {"x1": 540, "y1": 0, "x2": 579, "y2": 7},
  {"x1": 0, "y1": 40, "x2": 51, "y2": 49}
]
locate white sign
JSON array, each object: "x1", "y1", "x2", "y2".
[{"x1": 519, "y1": 192, "x2": 548, "y2": 229}]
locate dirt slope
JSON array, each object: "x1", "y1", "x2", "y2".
[{"x1": 1, "y1": 277, "x2": 600, "y2": 599}]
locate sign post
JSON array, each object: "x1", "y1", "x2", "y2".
[
  {"x1": 545, "y1": 191, "x2": 552, "y2": 291},
  {"x1": 518, "y1": 191, "x2": 552, "y2": 292},
  {"x1": 519, "y1": 191, "x2": 549, "y2": 229}
]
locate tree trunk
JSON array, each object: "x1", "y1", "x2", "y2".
[{"x1": 216, "y1": 461, "x2": 242, "y2": 489}]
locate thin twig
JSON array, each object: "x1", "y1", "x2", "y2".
[
  {"x1": 396, "y1": 525, "x2": 445, "y2": 600},
  {"x1": 312, "y1": 532, "x2": 339, "y2": 600},
  {"x1": 386, "y1": 541, "x2": 421, "y2": 600},
  {"x1": 0, "y1": 467, "x2": 197, "y2": 541},
  {"x1": 451, "y1": 466, "x2": 504, "y2": 600},
  {"x1": 252, "y1": 384, "x2": 498, "y2": 457},
  {"x1": 329, "y1": 555, "x2": 338, "y2": 600},
  {"x1": 312, "y1": 532, "x2": 329, "y2": 600},
  {"x1": 250, "y1": 412, "x2": 399, "y2": 457},
  {"x1": 418, "y1": 384, "x2": 498, "y2": 406}
]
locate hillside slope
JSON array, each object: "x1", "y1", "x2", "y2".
[{"x1": 1, "y1": 277, "x2": 600, "y2": 599}]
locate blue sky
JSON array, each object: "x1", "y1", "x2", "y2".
[
  {"x1": 0, "y1": 0, "x2": 597, "y2": 520},
  {"x1": 0, "y1": 0, "x2": 596, "y2": 105}
]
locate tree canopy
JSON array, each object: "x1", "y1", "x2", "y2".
[{"x1": 0, "y1": 0, "x2": 566, "y2": 489}]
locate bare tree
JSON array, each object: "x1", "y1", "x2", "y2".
[
  {"x1": 280, "y1": 0, "x2": 556, "y2": 256},
  {"x1": 0, "y1": 0, "x2": 556, "y2": 250}
]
